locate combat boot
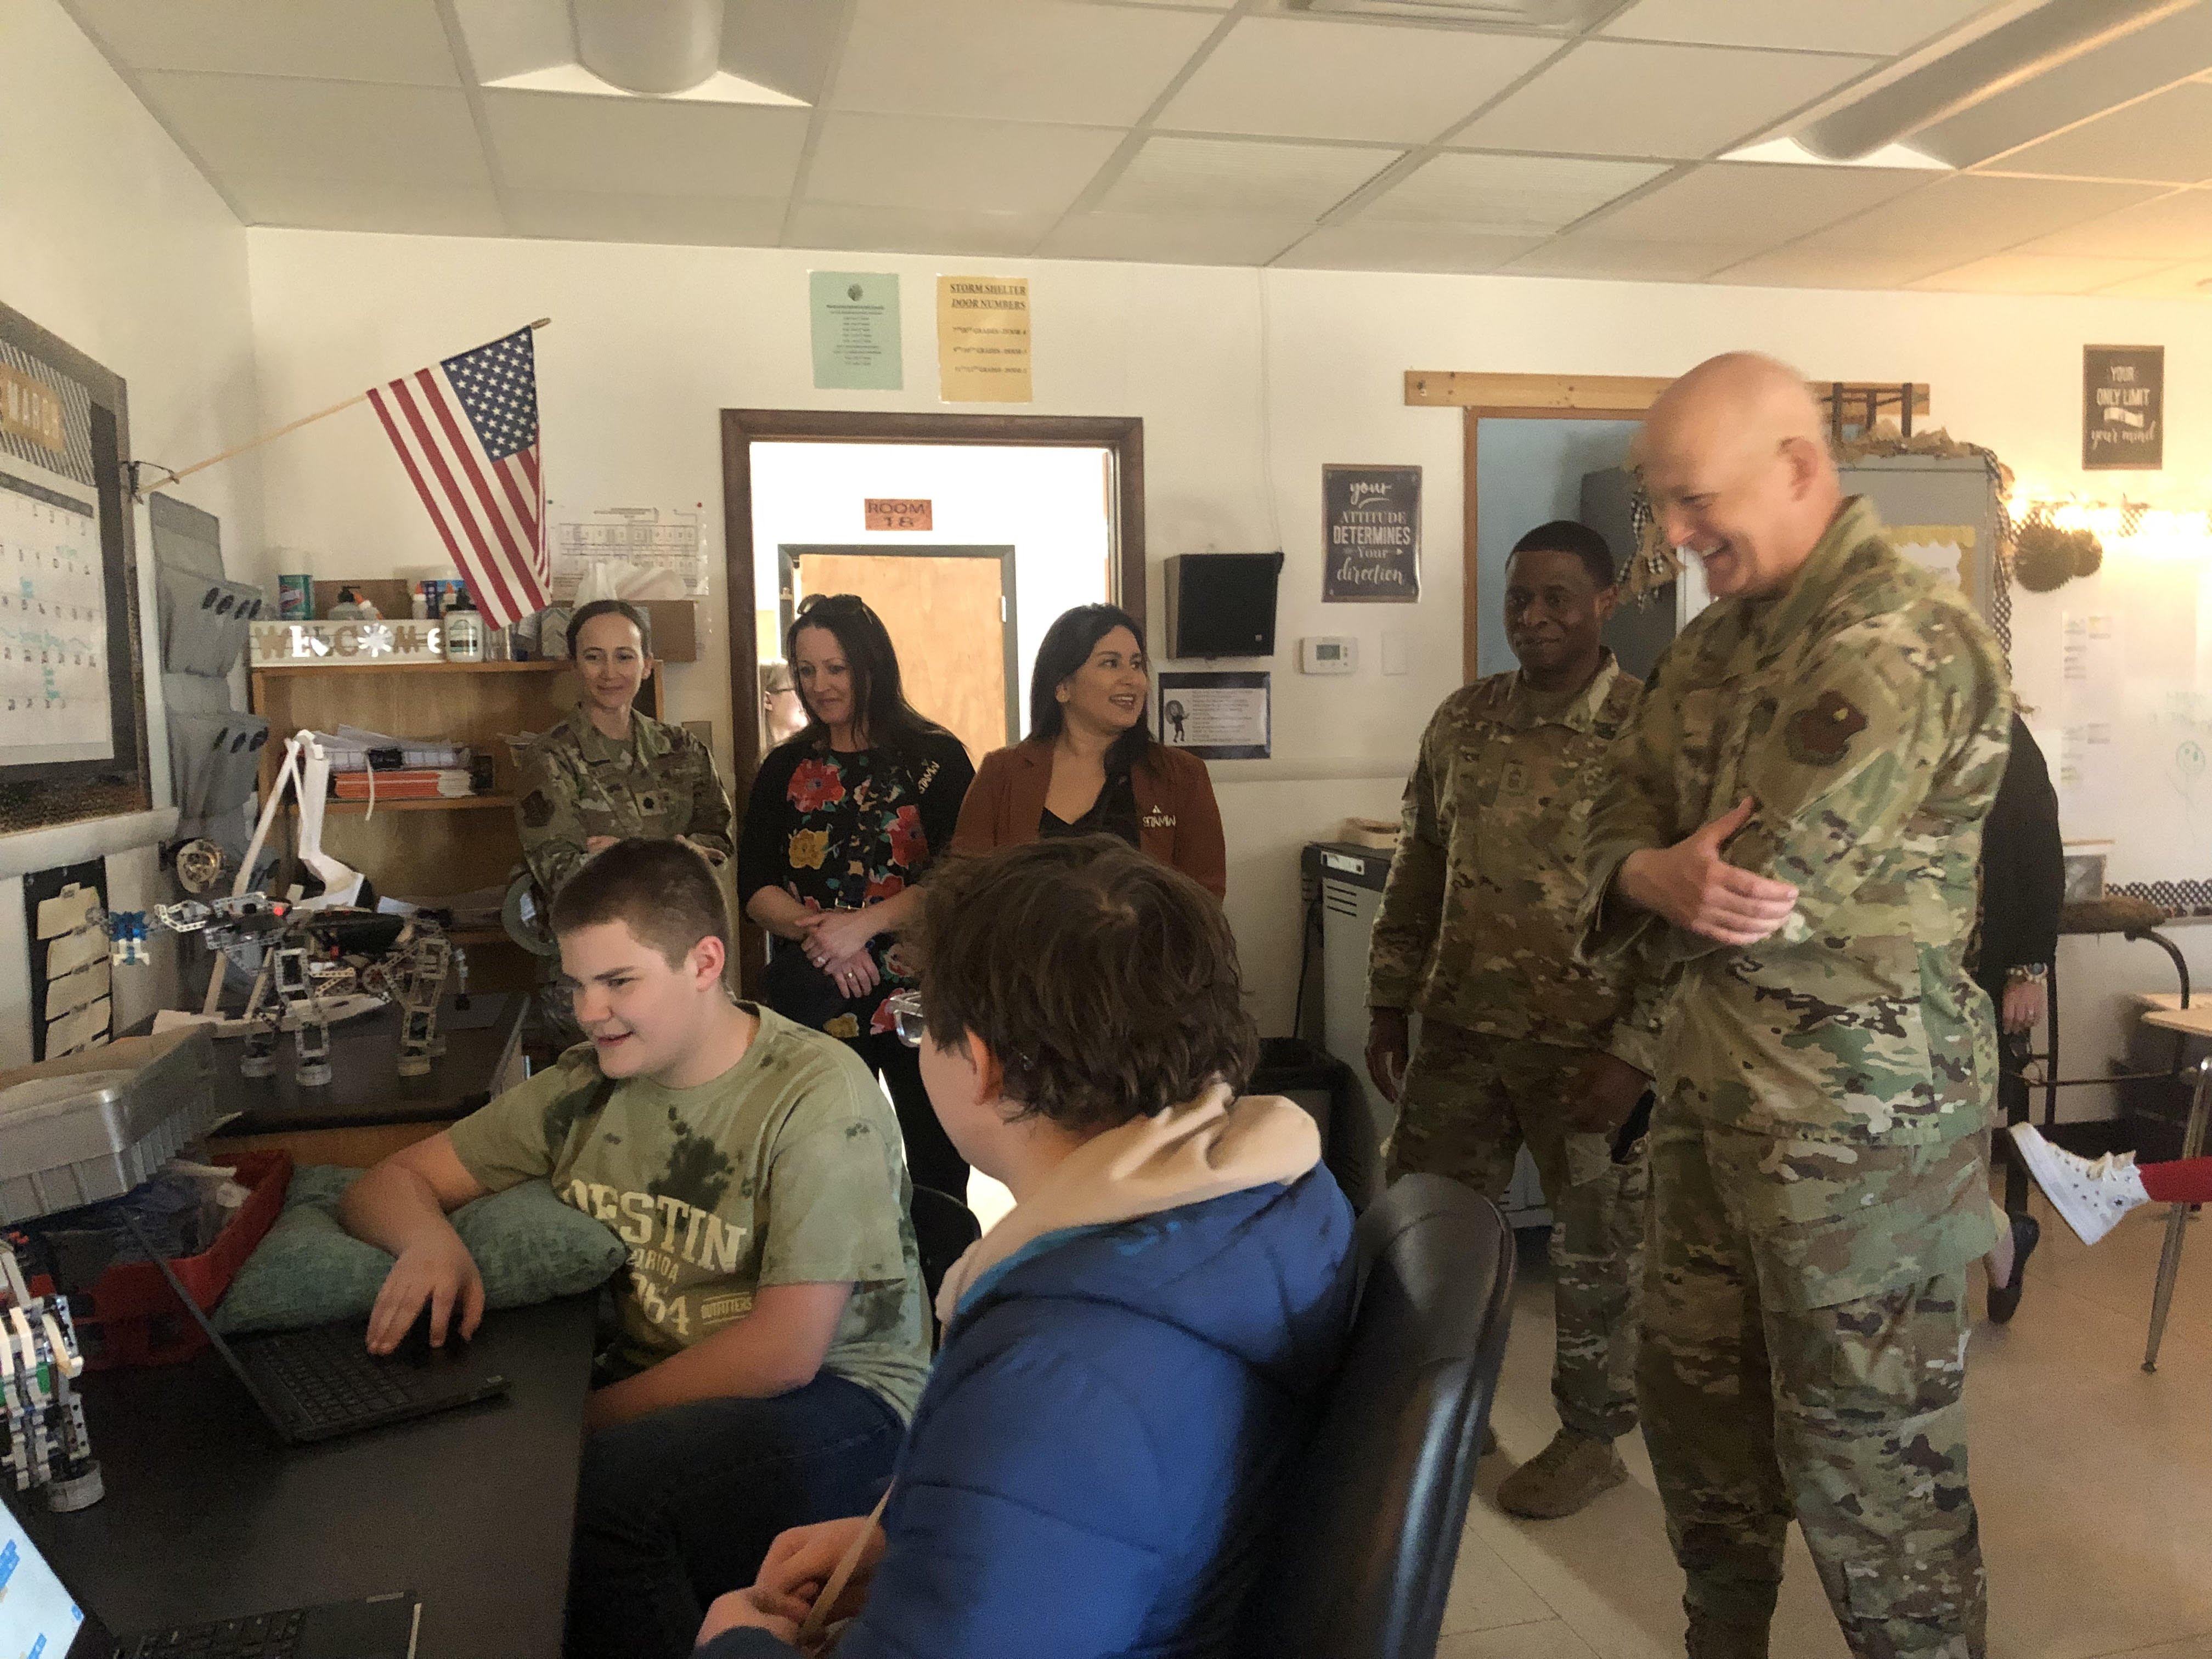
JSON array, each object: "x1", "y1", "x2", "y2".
[
  {"x1": 1684, "y1": 1609, "x2": 1770, "y2": 1659},
  {"x1": 1496, "y1": 1427, "x2": 1626, "y2": 1517}
]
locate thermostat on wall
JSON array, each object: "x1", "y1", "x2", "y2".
[{"x1": 1300, "y1": 636, "x2": 1357, "y2": 675}]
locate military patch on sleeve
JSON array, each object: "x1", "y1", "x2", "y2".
[
  {"x1": 521, "y1": 789, "x2": 555, "y2": 829},
  {"x1": 1784, "y1": 690, "x2": 1868, "y2": 766}
]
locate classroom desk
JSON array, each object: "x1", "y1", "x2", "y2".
[
  {"x1": 25, "y1": 1294, "x2": 597, "y2": 1659},
  {"x1": 194, "y1": 991, "x2": 528, "y2": 1166}
]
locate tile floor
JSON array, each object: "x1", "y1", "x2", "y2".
[{"x1": 1443, "y1": 1191, "x2": 2212, "y2": 1659}]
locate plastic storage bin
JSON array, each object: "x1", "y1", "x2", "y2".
[{"x1": 26, "y1": 1150, "x2": 293, "y2": 1369}]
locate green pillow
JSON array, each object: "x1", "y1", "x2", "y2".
[{"x1": 215, "y1": 1164, "x2": 627, "y2": 1335}]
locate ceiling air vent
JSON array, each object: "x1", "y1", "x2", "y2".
[{"x1": 1280, "y1": 0, "x2": 1614, "y2": 26}]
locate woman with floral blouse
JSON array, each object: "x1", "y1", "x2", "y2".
[{"x1": 738, "y1": 594, "x2": 974, "y2": 1196}]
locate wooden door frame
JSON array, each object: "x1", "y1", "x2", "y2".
[
  {"x1": 1460, "y1": 405, "x2": 1641, "y2": 684},
  {"x1": 1418, "y1": 371, "x2": 1931, "y2": 682},
  {"x1": 778, "y1": 543, "x2": 1022, "y2": 748},
  {"x1": 720, "y1": 410, "x2": 1144, "y2": 792}
]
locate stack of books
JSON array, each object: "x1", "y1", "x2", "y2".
[{"x1": 332, "y1": 768, "x2": 476, "y2": 802}]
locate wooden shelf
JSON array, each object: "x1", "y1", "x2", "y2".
[
  {"x1": 306, "y1": 795, "x2": 520, "y2": 815},
  {"x1": 251, "y1": 660, "x2": 568, "y2": 676}
]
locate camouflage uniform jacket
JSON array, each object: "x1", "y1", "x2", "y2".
[
  {"x1": 1369, "y1": 653, "x2": 1657, "y2": 1071},
  {"x1": 517, "y1": 704, "x2": 735, "y2": 898},
  {"x1": 1578, "y1": 496, "x2": 2012, "y2": 1147}
]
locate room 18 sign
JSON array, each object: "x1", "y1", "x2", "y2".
[
  {"x1": 1323, "y1": 464, "x2": 1420, "y2": 602},
  {"x1": 2084, "y1": 345, "x2": 2163, "y2": 471}
]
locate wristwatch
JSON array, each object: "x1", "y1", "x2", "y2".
[{"x1": 2005, "y1": 963, "x2": 2049, "y2": 988}]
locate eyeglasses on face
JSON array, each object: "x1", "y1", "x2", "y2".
[{"x1": 888, "y1": 988, "x2": 926, "y2": 1048}]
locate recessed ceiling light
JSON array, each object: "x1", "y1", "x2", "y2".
[{"x1": 1721, "y1": 137, "x2": 1950, "y2": 171}]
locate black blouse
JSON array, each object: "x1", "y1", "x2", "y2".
[
  {"x1": 737, "y1": 729, "x2": 975, "y2": 1032},
  {"x1": 1039, "y1": 769, "x2": 1141, "y2": 849}
]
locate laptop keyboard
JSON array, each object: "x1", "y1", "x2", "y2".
[
  {"x1": 126, "y1": 1607, "x2": 306, "y2": 1657},
  {"x1": 252, "y1": 1326, "x2": 444, "y2": 1431}
]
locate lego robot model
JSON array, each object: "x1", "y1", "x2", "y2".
[
  {"x1": 108, "y1": 895, "x2": 455, "y2": 1086},
  {"x1": 0, "y1": 1242, "x2": 99, "y2": 1510}
]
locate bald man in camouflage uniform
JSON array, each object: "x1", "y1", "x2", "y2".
[
  {"x1": 1579, "y1": 354, "x2": 2010, "y2": 1659},
  {"x1": 1368, "y1": 521, "x2": 1660, "y2": 1521}
]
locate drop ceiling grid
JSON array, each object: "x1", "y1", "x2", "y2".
[{"x1": 38, "y1": 0, "x2": 2212, "y2": 294}]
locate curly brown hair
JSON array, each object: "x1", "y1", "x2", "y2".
[{"x1": 916, "y1": 837, "x2": 1255, "y2": 1134}]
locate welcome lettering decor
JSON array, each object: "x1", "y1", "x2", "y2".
[{"x1": 1323, "y1": 464, "x2": 1420, "y2": 603}]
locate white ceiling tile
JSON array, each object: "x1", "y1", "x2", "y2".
[
  {"x1": 1099, "y1": 137, "x2": 1398, "y2": 217},
  {"x1": 1454, "y1": 39, "x2": 1876, "y2": 160},
  {"x1": 2090, "y1": 263, "x2": 2212, "y2": 300},
  {"x1": 1363, "y1": 153, "x2": 1665, "y2": 232},
  {"x1": 1577, "y1": 161, "x2": 1928, "y2": 244},
  {"x1": 804, "y1": 113, "x2": 1125, "y2": 215},
  {"x1": 1708, "y1": 245, "x2": 1959, "y2": 290},
  {"x1": 482, "y1": 92, "x2": 809, "y2": 198},
  {"x1": 1789, "y1": 174, "x2": 2166, "y2": 260},
  {"x1": 1506, "y1": 237, "x2": 1757, "y2": 280},
  {"x1": 132, "y1": 72, "x2": 489, "y2": 184},
  {"x1": 1602, "y1": 0, "x2": 1989, "y2": 56},
  {"x1": 504, "y1": 191, "x2": 786, "y2": 247},
  {"x1": 1990, "y1": 83, "x2": 2212, "y2": 184},
  {"x1": 785, "y1": 202, "x2": 1054, "y2": 257},
  {"x1": 1157, "y1": 16, "x2": 1556, "y2": 143},
  {"x1": 1909, "y1": 252, "x2": 2179, "y2": 294},
  {"x1": 225, "y1": 174, "x2": 505, "y2": 235},
  {"x1": 1272, "y1": 223, "x2": 1545, "y2": 273},
  {"x1": 829, "y1": 0, "x2": 1220, "y2": 126},
  {"x1": 1037, "y1": 212, "x2": 1311, "y2": 264},
  {"x1": 2018, "y1": 189, "x2": 2212, "y2": 259},
  {"x1": 65, "y1": 0, "x2": 458, "y2": 85}
]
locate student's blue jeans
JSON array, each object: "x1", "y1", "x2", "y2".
[{"x1": 565, "y1": 1374, "x2": 904, "y2": 1659}]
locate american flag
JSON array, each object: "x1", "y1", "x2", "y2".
[{"x1": 366, "y1": 326, "x2": 548, "y2": 629}]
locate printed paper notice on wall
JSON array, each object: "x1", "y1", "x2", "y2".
[
  {"x1": 810, "y1": 272, "x2": 902, "y2": 392},
  {"x1": 937, "y1": 276, "x2": 1031, "y2": 403},
  {"x1": 1158, "y1": 670, "x2": 1269, "y2": 761}
]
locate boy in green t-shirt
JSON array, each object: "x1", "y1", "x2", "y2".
[{"x1": 337, "y1": 838, "x2": 928, "y2": 1659}]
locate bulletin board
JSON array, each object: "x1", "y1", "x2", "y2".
[{"x1": 0, "y1": 299, "x2": 150, "y2": 832}]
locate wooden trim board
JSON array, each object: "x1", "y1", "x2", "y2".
[{"x1": 1408, "y1": 370, "x2": 1929, "y2": 417}]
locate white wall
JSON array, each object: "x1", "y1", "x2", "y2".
[
  {"x1": 0, "y1": 0, "x2": 263, "y2": 1066},
  {"x1": 244, "y1": 227, "x2": 2212, "y2": 1084}
]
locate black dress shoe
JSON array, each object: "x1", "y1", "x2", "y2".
[{"x1": 1988, "y1": 1213, "x2": 2041, "y2": 1324}]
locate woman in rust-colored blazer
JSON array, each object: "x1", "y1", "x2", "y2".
[{"x1": 952, "y1": 604, "x2": 1227, "y2": 900}]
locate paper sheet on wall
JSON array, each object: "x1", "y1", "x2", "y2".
[
  {"x1": 550, "y1": 505, "x2": 708, "y2": 601},
  {"x1": 936, "y1": 276, "x2": 1031, "y2": 403},
  {"x1": 2059, "y1": 611, "x2": 2120, "y2": 838},
  {"x1": 0, "y1": 462, "x2": 111, "y2": 765}
]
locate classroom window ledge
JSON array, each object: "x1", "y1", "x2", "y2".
[{"x1": 0, "y1": 808, "x2": 180, "y2": 882}]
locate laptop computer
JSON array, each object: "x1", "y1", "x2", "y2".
[
  {"x1": 138, "y1": 1232, "x2": 511, "y2": 1445},
  {"x1": 0, "y1": 1489, "x2": 420, "y2": 1657}
]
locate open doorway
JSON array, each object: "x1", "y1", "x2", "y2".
[{"x1": 779, "y1": 544, "x2": 1019, "y2": 761}]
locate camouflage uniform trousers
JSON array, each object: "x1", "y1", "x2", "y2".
[
  {"x1": 1387, "y1": 1021, "x2": 1646, "y2": 1442},
  {"x1": 1639, "y1": 1094, "x2": 1991, "y2": 1658}
]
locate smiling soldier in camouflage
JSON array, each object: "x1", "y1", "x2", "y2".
[
  {"x1": 1368, "y1": 519, "x2": 1660, "y2": 1521},
  {"x1": 1579, "y1": 353, "x2": 2012, "y2": 1659}
]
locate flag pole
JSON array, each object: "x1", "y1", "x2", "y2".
[{"x1": 131, "y1": 318, "x2": 552, "y2": 500}]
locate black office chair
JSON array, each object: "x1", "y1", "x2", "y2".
[
  {"x1": 1234, "y1": 1173, "x2": 1516, "y2": 1659},
  {"x1": 908, "y1": 1183, "x2": 982, "y2": 1344}
]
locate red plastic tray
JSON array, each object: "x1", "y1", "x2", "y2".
[{"x1": 27, "y1": 1149, "x2": 294, "y2": 1369}]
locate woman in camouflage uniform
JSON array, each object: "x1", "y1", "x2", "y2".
[{"x1": 515, "y1": 597, "x2": 734, "y2": 930}]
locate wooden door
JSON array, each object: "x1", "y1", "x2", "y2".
[{"x1": 793, "y1": 552, "x2": 1012, "y2": 763}]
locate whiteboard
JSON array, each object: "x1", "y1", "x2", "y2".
[{"x1": 2050, "y1": 535, "x2": 2212, "y2": 896}]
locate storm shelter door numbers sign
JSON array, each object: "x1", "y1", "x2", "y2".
[
  {"x1": 2083, "y1": 345, "x2": 2163, "y2": 471},
  {"x1": 1323, "y1": 465, "x2": 1420, "y2": 602}
]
